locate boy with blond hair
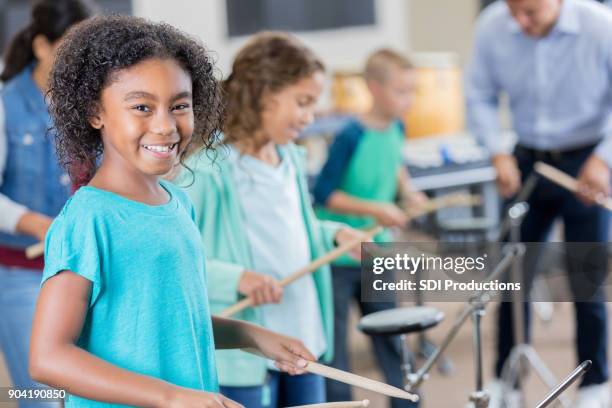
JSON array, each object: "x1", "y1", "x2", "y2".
[{"x1": 314, "y1": 49, "x2": 426, "y2": 408}]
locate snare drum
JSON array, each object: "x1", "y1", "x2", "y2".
[{"x1": 359, "y1": 306, "x2": 444, "y2": 336}]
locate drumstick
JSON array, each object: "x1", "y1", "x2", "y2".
[
  {"x1": 405, "y1": 192, "x2": 481, "y2": 217},
  {"x1": 534, "y1": 161, "x2": 612, "y2": 211},
  {"x1": 219, "y1": 193, "x2": 481, "y2": 318},
  {"x1": 285, "y1": 400, "x2": 370, "y2": 408},
  {"x1": 243, "y1": 348, "x2": 418, "y2": 401},
  {"x1": 219, "y1": 224, "x2": 383, "y2": 317},
  {"x1": 25, "y1": 242, "x2": 45, "y2": 259},
  {"x1": 305, "y1": 361, "x2": 418, "y2": 402}
]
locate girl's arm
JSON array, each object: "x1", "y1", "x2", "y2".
[
  {"x1": 211, "y1": 316, "x2": 314, "y2": 375},
  {"x1": 30, "y1": 271, "x2": 241, "y2": 408}
]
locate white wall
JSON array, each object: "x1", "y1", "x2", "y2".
[
  {"x1": 132, "y1": 0, "x2": 411, "y2": 76},
  {"x1": 408, "y1": 0, "x2": 480, "y2": 66}
]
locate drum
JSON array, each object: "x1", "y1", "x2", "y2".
[{"x1": 358, "y1": 306, "x2": 444, "y2": 336}]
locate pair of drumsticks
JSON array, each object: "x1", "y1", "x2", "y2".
[{"x1": 219, "y1": 193, "x2": 481, "y2": 404}]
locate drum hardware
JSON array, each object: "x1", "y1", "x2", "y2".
[
  {"x1": 500, "y1": 201, "x2": 570, "y2": 408},
  {"x1": 535, "y1": 360, "x2": 592, "y2": 408},
  {"x1": 360, "y1": 244, "x2": 524, "y2": 407}
]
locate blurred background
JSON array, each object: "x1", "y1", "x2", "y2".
[{"x1": 2, "y1": 1, "x2": 612, "y2": 407}]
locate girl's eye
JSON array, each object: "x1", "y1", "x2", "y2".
[
  {"x1": 172, "y1": 103, "x2": 191, "y2": 111},
  {"x1": 132, "y1": 104, "x2": 151, "y2": 113}
]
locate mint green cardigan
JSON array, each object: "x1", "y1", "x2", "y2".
[{"x1": 177, "y1": 144, "x2": 341, "y2": 387}]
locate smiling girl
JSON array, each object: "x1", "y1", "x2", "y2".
[
  {"x1": 28, "y1": 16, "x2": 315, "y2": 408},
  {"x1": 177, "y1": 32, "x2": 366, "y2": 407}
]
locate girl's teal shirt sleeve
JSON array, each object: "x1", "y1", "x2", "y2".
[{"x1": 177, "y1": 144, "x2": 343, "y2": 387}]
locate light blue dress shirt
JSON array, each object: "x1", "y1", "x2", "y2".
[{"x1": 466, "y1": 0, "x2": 612, "y2": 166}]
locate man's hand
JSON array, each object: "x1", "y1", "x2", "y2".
[
  {"x1": 492, "y1": 154, "x2": 521, "y2": 198},
  {"x1": 576, "y1": 154, "x2": 611, "y2": 206}
]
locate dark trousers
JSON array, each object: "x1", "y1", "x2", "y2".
[
  {"x1": 495, "y1": 144, "x2": 610, "y2": 386},
  {"x1": 327, "y1": 265, "x2": 418, "y2": 408}
]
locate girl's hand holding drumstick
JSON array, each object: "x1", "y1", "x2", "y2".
[
  {"x1": 241, "y1": 324, "x2": 316, "y2": 376},
  {"x1": 334, "y1": 227, "x2": 370, "y2": 260},
  {"x1": 238, "y1": 270, "x2": 283, "y2": 306},
  {"x1": 219, "y1": 192, "x2": 480, "y2": 318},
  {"x1": 165, "y1": 388, "x2": 244, "y2": 408}
]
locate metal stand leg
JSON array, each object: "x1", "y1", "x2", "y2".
[
  {"x1": 499, "y1": 202, "x2": 571, "y2": 408},
  {"x1": 469, "y1": 302, "x2": 490, "y2": 408},
  {"x1": 414, "y1": 264, "x2": 454, "y2": 375}
]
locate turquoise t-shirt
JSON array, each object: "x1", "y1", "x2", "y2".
[{"x1": 42, "y1": 180, "x2": 218, "y2": 407}]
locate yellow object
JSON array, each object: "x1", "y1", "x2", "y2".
[
  {"x1": 331, "y1": 53, "x2": 465, "y2": 139},
  {"x1": 331, "y1": 72, "x2": 372, "y2": 114},
  {"x1": 405, "y1": 66, "x2": 465, "y2": 138}
]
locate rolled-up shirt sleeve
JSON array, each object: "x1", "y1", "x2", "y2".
[
  {"x1": 0, "y1": 98, "x2": 29, "y2": 233},
  {"x1": 466, "y1": 19, "x2": 504, "y2": 155},
  {"x1": 594, "y1": 41, "x2": 612, "y2": 168}
]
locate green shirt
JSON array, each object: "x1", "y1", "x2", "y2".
[{"x1": 314, "y1": 119, "x2": 405, "y2": 266}]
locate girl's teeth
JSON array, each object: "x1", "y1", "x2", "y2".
[{"x1": 144, "y1": 144, "x2": 175, "y2": 153}]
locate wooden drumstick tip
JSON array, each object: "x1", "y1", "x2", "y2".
[
  {"x1": 25, "y1": 242, "x2": 45, "y2": 259},
  {"x1": 361, "y1": 399, "x2": 370, "y2": 407},
  {"x1": 304, "y1": 361, "x2": 419, "y2": 402}
]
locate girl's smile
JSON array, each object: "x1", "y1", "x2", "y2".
[
  {"x1": 141, "y1": 142, "x2": 180, "y2": 159},
  {"x1": 89, "y1": 58, "x2": 194, "y2": 180}
]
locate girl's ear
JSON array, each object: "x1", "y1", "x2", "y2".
[{"x1": 89, "y1": 114, "x2": 103, "y2": 130}]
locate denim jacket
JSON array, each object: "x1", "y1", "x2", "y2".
[{"x1": 0, "y1": 64, "x2": 71, "y2": 249}]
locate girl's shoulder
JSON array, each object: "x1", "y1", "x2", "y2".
[
  {"x1": 56, "y1": 186, "x2": 106, "y2": 219},
  {"x1": 159, "y1": 179, "x2": 194, "y2": 215}
]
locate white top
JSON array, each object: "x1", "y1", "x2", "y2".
[{"x1": 231, "y1": 146, "x2": 326, "y2": 363}]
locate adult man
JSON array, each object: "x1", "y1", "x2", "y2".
[{"x1": 467, "y1": 0, "x2": 612, "y2": 406}]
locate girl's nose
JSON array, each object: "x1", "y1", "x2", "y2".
[
  {"x1": 302, "y1": 109, "x2": 315, "y2": 126},
  {"x1": 151, "y1": 111, "x2": 177, "y2": 136}
]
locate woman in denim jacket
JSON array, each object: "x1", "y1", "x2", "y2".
[{"x1": 0, "y1": 1, "x2": 92, "y2": 405}]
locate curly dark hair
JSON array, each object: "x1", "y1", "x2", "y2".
[
  {"x1": 48, "y1": 15, "x2": 223, "y2": 186},
  {"x1": 222, "y1": 31, "x2": 324, "y2": 151}
]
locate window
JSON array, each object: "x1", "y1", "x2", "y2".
[
  {"x1": 226, "y1": 0, "x2": 376, "y2": 37},
  {"x1": 0, "y1": 0, "x2": 131, "y2": 56}
]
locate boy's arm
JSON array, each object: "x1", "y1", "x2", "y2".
[
  {"x1": 397, "y1": 167, "x2": 428, "y2": 210},
  {"x1": 326, "y1": 190, "x2": 382, "y2": 217}
]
